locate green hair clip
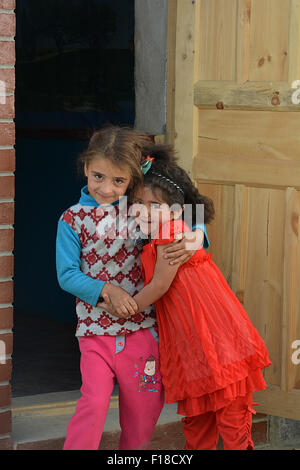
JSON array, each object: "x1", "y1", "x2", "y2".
[{"x1": 141, "y1": 155, "x2": 155, "y2": 175}]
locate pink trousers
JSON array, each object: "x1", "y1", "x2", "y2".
[{"x1": 63, "y1": 328, "x2": 164, "y2": 450}]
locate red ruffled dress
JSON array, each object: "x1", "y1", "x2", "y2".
[{"x1": 140, "y1": 219, "x2": 271, "y2": 416}]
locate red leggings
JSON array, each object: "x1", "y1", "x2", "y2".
[{"x1": 182, "y1": 393, "x2": 256, "y2": 450}]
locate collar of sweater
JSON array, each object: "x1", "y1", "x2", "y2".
[{"x1": 79, "y1": 185, "x2": 127, "y2": 208}]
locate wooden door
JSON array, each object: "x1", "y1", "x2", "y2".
[{"x1": 167, "y1": 0, "x2": 300, "y2": 419}]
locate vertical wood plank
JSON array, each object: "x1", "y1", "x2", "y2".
[
  {"x1": 198, "y1": 0, "x2": 238, "y2": 81},
  {"x1": 174, "y1": 0, "x2": 197, "y2": 174},
  {"x1": 196, "y1": 182, "x2": 235, "y2": 284},
  {"x1": 282, "y1": 187, "x2": 300, "y2": 391},
  {"x1": 245, "y1": 188, "x2": 285, "y2": 386},
  {"x1": 236, "y1": 0, "x2": 251, "y2": 84},
  {"x1": 289, "y1": 0, "x2": 300, "y2": 83},
  {"x1": 259, "y1": 189, "x2": 285, "y2": 385},
  {"x1": 231, "y1": 185, "x2": 249, "y2": 304},
  {"x1": 249, "y1": 0, "x2": 290, "y2": 82},
  {"x1": 166, "y1": 0, "x2": 177, "y2": 146}
]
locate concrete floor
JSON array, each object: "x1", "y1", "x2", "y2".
[{"x1": 11, "y1": 390, "x2": 182, "y2": 448}]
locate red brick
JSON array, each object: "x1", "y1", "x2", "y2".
[
  {"x1": 0, "y1": 358, "x2": 11, "y2": 382},
  {"x1": 0, "y1": 229, "x2": 14, "y2": 251},
  {"x1": 0, "y1": 95, "x2": 14, "y2": 119},
  {"x1": 0, "y1": 68, "x2": 15, "y2": 93},
  {"x1": 0, "y1": 384, "x2": 11, "y2": 408},
  {"x1": 0, "y1": 0, "x2": 15, "y2": 9},
  {"x1": 0, "y1": 202, "x2": 14, "y2": 224},
  {"x1": 0, "y1": 333, "x2": 12, "y2": 355},
  {"x1": 0, "y1": 14, "x2": 15, "y2": 36},
  {"x1": 0, "y1": 150, "x2": 15, "y2": 172},
  {"x1": 252, "y1": 420, "x2": 268, "y2": 444},
  {"x1": 0, "y1": 123, "x2": 15, "y2": 145},
  {"x1": 0, "y1": 175, "x2": 14, "y2": 198},
  {"x1": 0, "y1": 437, "x2": 13, "y2": 450},
  {"x1": 0, "y1": 280, "x2": 13, "y2": 303},
  {"x1": 0, "y1": 41, "x2": 15, "y2": 65},
  {"x1": 0, "y1": 307, "x2": 13, "y2": 329},
  {"x1": 0, "y1": 411, "x2": 11, "y2": 434},
  {"x1": 0, "y1": 256, "x2": 13, "y2": 277}
]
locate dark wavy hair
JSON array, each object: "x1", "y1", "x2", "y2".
[{"x1": 140, "y1": 144, "x2": 215, "y2": 227}]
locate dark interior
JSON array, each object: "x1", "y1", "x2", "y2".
[{"x1": 12, "y1": 0, "x2": 135, "y2": 397}]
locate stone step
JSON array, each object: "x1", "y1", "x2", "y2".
[
  {"x1": 12, "y1": 390, "x2": 184, "y2": 450},
  {"x1": 11, "y1": 390, "x2": 270, "y2": 450}
]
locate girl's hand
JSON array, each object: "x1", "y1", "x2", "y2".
[
  {"x1": 97, "y1": 283, "x2": 138, "y2": 317},
  {"x1": 163, "y1": 229, "x2": 204, "y2": 266},
  {"x1": 97, "y1": 293, "x2": 124, "y2": 318}
]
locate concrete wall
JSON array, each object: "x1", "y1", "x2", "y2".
[{"x1": 134, "y1": 0, "x2": 167, "y2": 135}]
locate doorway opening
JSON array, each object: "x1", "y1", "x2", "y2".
[{"x1": 12, "y1": 0, "x2": 135, "y2": 398}]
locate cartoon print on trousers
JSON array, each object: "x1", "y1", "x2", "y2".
[{"x1": 134, "y1": 355, "x2": 161, "y2": 392}]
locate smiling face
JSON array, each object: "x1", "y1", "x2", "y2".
[
  {"x1": 133, "y1": 185, "x2": 183, "y2": 236},
  {"x1": 84, "y1": 157, "x2": 132, "y2": 206}
]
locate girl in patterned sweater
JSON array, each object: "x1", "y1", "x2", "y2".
[{"x1": 56, "y1": 125, "x2": 209, "y2": 450}]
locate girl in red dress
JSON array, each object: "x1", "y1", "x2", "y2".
[{"x1": 129, "y1": 144, "x2": 271, "y2": 450}]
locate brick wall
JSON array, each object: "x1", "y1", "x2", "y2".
[{"x1": 0, "y1": 0, "x2": 15, "y2": 450}]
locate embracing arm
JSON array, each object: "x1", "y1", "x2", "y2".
[
  {"x1": 163, "y1": 223, "x2": 209, "y2": 266},
  {"x1": 133, "y1": 244, "x2": 179, "y2": 313}
]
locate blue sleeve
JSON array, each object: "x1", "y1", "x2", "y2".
[
  {"x1": 191, "y1": 223, "x2": 210, "y2": 250},
  {"x1": 56, "y1": 218, "x2": 105, "y2": 307}
]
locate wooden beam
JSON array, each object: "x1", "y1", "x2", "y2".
[
  {"x1": 194, "y1": 80, "x2": 300, "y2": 111},
  {"x1": 254, "y1": 386, "x2": 300, "y2": 420}
]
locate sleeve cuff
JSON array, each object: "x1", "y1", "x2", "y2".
[{"x1": 191, "y1": 223, "x2": 210, "y2": 249}]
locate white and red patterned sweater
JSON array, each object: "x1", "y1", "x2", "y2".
[{"x1": 56, "y1": 186, "x2": 156, "y2": 337}]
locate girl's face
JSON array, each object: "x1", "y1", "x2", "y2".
[
  {"x1": 84, "y1": 157, "x2": 132, "y2": 206},
  {"x1": 133, "y1": 186, "x2": 183, "y2": 236}
]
